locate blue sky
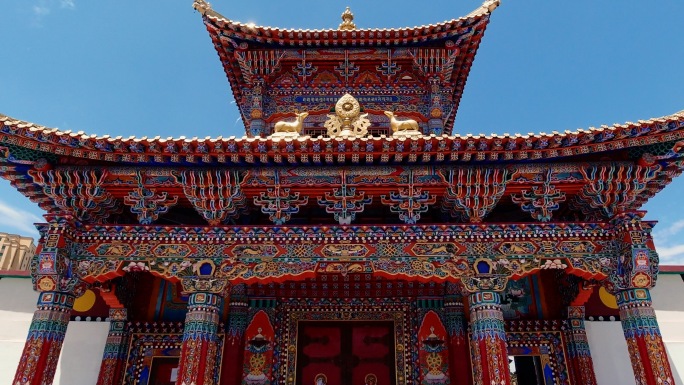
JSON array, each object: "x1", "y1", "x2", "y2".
[{"x1": 1, "y1": 0, "x2": 683, "y2": 264}]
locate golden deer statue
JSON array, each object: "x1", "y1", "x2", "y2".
[
  {"x1": 274, "y1": 112, "x2": 309, "y2": 134},
  {"x1": 384, "y1": 111, "x2": 421, "y2": 134}
]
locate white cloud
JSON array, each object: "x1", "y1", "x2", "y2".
[
  {"x1": 0, "y1": 201, "x2": 42, "y2": 239},
  {"x1": 653, "y1": 219, "x2": 684, "y2": 239},
  {"x1": 32, "y1": 5, "x2": 50, "y2": 16},
  {"x1": 652, "y1": 221, "x2": 684, "y2": 266},
  {"x1": 30, "y1": 0, "x2": 75, "y2": 27}
]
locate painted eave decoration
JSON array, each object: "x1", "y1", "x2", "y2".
[{"x1": 1, "y1": 110, "x2": 683, "y2": 226}]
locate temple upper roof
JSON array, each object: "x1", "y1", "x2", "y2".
[
  {"x1": 194, "y1": 0, "x2": 499, "y2": 44},
  {"x1": 195, "y1": 1, "x2": 500, "y2": 137}
]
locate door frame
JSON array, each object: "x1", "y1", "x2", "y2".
[
  {"x1": 280, "y1": 299, "x2": 411, "y2": 385},
  {"x1": 295, "y1": 320, "x2": 397, "y2": 385}
]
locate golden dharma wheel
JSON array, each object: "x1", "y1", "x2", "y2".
[
  {"x1": 249, "y1": 353, "x2": 266, "y2": 372},
  {"x1": 426, "y1": 352, "x2": 442, "y2": 372}
]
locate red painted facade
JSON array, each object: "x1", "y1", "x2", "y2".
[{"x1": 1, "y1": 1, "x2": 681, "y2": 384}]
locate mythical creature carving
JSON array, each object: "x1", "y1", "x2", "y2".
[
  {"x1": 192, "y1": 0, "x2": 212, "y2": 15},
  {"x1": 384, "y1": 111, "x2": 422, "y2": 137}
]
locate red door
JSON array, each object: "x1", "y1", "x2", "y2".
[{"x1": 296, "y1": 322, "x2": 395, "y2": 385}]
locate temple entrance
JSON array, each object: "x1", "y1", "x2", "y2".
[
  {"x1": 148, "y1": 357, "x2": 179, "y2": 385},
  {"x1": 509, "y1": 355, "x2": 546, "y2": 385},
  {"x1": 296, "y1": 321, "x2": 396, "y2": 385}
]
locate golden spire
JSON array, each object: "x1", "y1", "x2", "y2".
[{"x1": 339, "y1": 7, "x2": 356, "y2": 30}]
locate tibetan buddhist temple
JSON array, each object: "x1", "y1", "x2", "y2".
[{"x1": 2, "y1": 0, "x2": 683, "y2": 384}]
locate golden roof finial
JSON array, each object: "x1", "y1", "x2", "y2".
[{"x1": 339, "y1": 7, "x2": 356, "y2": 30}]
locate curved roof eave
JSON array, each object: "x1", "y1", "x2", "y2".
[
  {"x1": 197, "y1": 0, "x2": 500, "y2": 39},
  {"x1": 0, "y1": 110, "x2": 682, "y2": 166}
]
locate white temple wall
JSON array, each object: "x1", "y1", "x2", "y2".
[
  {"x1": 651, "y1": 274, "x2": 684, "y2": 385},
  {"x1": 0, "y1": 276, "x2": 109, "y2": 385},
  {"x1": 586, "y1": 273, "x2": 684, "y2": 385},
  {"x1": 0, "y1": 277, "x2": 39, "y2": 385},
  {"x1": 586, "y1": 321, "x2": 636, "y2": 385},
  {"x1": 54, "y1": 321, "x2": 110, "y2": 385}
]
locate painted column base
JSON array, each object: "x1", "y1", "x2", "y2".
[
  {"x1": 617, "y1": 288, "x2": 675, "y2": 385},
  {"x1": 13, "y1": 291, "x2": 74, "y2": 385}
]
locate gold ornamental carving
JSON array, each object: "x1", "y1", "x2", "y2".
[
  {"x1": 324, "y1": 94, "x2": 371, "y2": 137},
  {"x1": 338, "y1": 7, "x2": 356, "y2": 30},
  {"x1": 271, "y1": 111, "x2": 309, "y2": 139},
  {"x1": 384, "y1": 111, "x2": 422, "y2": 138}
]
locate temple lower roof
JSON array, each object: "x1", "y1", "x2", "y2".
[
  {"x1": 1, "y1": 110, "x2": 683, "y2": 227},
  {"x1": 1, "y1": 110, "x2": 682, "y2": 166}
]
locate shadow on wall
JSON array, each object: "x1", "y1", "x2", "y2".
[
  {"x1": 56, "y1": 321, "x2": 110, "y2": 385},
  {"x1": 0, "y1": 276, "x2": 39, "y2": 385},
  {"x1": 651, "y1": 274, "x2": 684, "y2": 385},
  {"x1": 670, "y1": 358, "x2": 683, "y2": 385}
]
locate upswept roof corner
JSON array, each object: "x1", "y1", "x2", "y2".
[
  {"x1": 192, "y1": 0, "x2": 225, "y2": 20},
  {"x1": 197, "y1": 0, "x2": 496, "y2": 35},
  {"x1": 467, "y1": 0, "x2": 501, "y2": 18}
]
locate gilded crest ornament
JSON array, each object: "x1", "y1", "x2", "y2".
[
  {"x1": 324, "y1": 94, "x2": 371, "y2": 137},
  {"x1": 338, "y1": 7, "x2": 356, "y2": 30}
]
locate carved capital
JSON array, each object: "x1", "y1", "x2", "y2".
[
  {"x1": 606, "y1": 211, "x2": 659, "y2": 292},
  {"x1": 178, "y1": 259, "x2": 229, "y2": 295},
  {"x1": 461, "y1": 275, "x2": 508, "y2": 293},
  {"x1": 180, "y1": 276, "x2": 229, "y2": 295},
  {"x1": 32, "y1": 221, "x2": 88, "y2": 296},
  {"x1": 460, "y1": 258, "x2": 515, "y2": 293}
]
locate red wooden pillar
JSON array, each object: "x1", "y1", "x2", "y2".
[
  {"x1": 96, "y1": 308, "x2": 129, "y2": 385},
  {"x1": 221, "y1": 284, "x2": 249, "y2": 385},
  {"x1": 13, "y1": 291, "x2": 74, "y2": 385},
  {"x1": 617, "y1": 288, "x2": 674, "y2": 385},
  {"x1": 177, "y1": 291, "x2": 224, "y2": 385},
  {"x1": 468, "y1": 290, "x2": 511, "y2": 385},
  {"x1": 444, "y1": 282, "x2": 472, "y2": 385},
  {"x1": 564, "y1": 306, "x2": 597, "y2": 385}
]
